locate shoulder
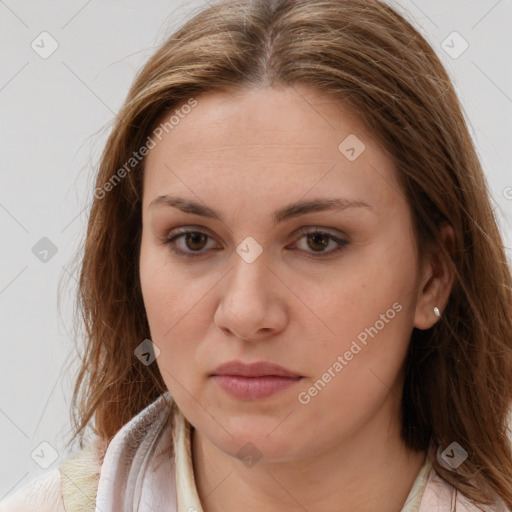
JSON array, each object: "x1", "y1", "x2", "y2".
[
  {"x1": 0, "y1": 469, "x2": 65, "y2": 512},
  {"x1": 0, "y1": 438, "x2": 105, "y2": 512},
  {"x1": 419, "y1": 468, "x2": 510, "y2": 512},
  {"x1": 0, "y1": 393, "x2": 177, "y2": 512},
  {"x1": 58, "y1": 436, "x2": 105, "y2": 510}
]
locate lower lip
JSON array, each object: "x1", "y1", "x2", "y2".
[{"x1": 211, "y1": 375, "x2": 302, "y2": 400}]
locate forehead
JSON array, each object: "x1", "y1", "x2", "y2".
[{"x1": 142, "y1": 85, "x2": 404, "y2": 215}]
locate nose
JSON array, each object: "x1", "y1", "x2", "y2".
[{"x1": 214, "y1": 256, "x2": 288, "y2": 342}]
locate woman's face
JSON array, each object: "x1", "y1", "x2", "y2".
[{"x1": 139, "y1": 85, "x2": 434, "y2": 462}]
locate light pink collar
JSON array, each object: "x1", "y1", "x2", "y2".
[{"x1": 93, "y1": 392, "x2": 506, "y2": 512}]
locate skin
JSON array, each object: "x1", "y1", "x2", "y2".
[{"x1": 139, "y1": 84, "x2": 454, "y2": 512}]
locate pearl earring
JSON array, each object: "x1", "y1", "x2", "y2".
[{"x1": 433, "y1": 306, "x2": 441, "y2": 318}]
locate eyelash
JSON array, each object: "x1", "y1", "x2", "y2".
[{"x1": 163, "y1": 227, "x2": 349, "y2": 259}]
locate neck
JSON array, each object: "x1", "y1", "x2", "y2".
[{"x1": 191, "y1": 405, "x2": 427, "y2": 512}]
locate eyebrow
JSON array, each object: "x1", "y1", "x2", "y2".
[{"x1": 148, "y1": 195, "x2": 373, "y2": 225}]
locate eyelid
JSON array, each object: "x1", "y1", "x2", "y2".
[
  {"x1": 163, "y1": 224, "x2": 346, "y2": 240},
  {"x1": 292, "y1": 225, "x2": 347, "y2": 239}
]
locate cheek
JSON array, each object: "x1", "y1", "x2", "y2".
[
  {"x1": 139, "y1": 239, "x2": 212, "y2": 389},
  {"x1": 294, "y1": 296, "x2": 412, "y2": 449},
  {"x1": 140, "y1": 238, "x2": 192, "y2": 331},
  {"x1": 311, "y1": 252, "x2": 414, "y2": 352},
  {"x1": 303, "y1": 236, "x2": 418, "y2": 396}
]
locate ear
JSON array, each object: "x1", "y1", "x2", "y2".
[{"x1": 413, "y1": 222, "x2": 455, "y2": 330}]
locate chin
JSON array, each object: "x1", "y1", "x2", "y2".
[{"x1": 204, "y1": 416, "x2": 306, "y2": 464}]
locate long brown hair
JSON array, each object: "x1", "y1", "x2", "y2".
[{"x1": 61, "y1": 0, "x2": 512, "y2": 507}]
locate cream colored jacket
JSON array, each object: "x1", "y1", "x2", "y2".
[{"x1": 1, "y1": 392, "x2": 509, "y2": 511}]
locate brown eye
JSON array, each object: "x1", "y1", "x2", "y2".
[
  {"x1": 164, "y1": 226, "x2": 348, "y2": 260},
  {"x1": 164, "y1": 228, "x2": 217, "y2": 258},
  {"x1": 292, "y1": 227, "x2": 349, "y2": 258},
  {"x1": 306, "y1": 232, "x2": 330, "y2": 252},
  {"x1": 183, "y1": 232, "x2": 208, "y2": 251}
]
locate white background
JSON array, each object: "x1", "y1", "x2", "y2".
[{"x1": 1, "y1": 0, "x2": 511, "y2": 500}]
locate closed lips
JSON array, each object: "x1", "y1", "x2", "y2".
[{"x1": 211, "y1": 360, "x2": 302, "y2": 378}]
